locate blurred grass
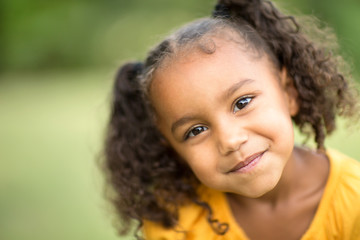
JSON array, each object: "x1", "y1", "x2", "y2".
[
  {"x1": 0, "y1": 70, "x2": 128, "y2": 240},
  {"x1": 2, "y1": 0, "x2": 359, "y2": 75},
  {"x1": 0, "y1": 70, "x2": 359, "y2": 240},
  {"x1": 1, "y1": 0, "x2": 212, "y2": 71}
]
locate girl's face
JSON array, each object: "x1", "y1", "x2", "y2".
[{"x1": 150, "y1": 37, "x2": 299, "y2": 198}]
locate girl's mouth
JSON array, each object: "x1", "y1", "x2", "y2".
[{"x1": 227, "y1": 150, "x2": 266, "y2": 173}]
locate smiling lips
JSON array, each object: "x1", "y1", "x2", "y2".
[{"x1": 228, "y1": 150, "x2": 266, "y2": 173}]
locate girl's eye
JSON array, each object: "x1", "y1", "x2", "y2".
[
  {"x1": 234, "y1": 96, "x2": 253, "y2": 112},
  {"x1": 185, "y1": 126, "x2": 208, "y2": 139}
]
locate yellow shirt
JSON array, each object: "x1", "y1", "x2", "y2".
[{"x1": 143, "y1": 149, "x2": 360, "y2": 239}]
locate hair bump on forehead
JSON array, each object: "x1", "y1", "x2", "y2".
[{"x1": 197, "y1": 38, "x2": 217, "y2": 54}]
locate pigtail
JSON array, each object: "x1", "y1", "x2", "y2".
[
  {"x1": 104, "y1": 62, "x2": 152, "y2": 236},
  {"x1": 215, "y1": 0, "x2": 358, "y2": 149},
  {"x1": 103, "y1": 61, "x2": 199, "y2": 238}
]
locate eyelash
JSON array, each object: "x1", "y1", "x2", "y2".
[{"x1": 183, "y1": 95, "x2": 254, "y2": 140}]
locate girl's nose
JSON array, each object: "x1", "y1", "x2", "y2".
[{"x1": 216, "y1": 120, "x2": 248, "y2": 156}]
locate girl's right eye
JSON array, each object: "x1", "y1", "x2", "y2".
[{"x1": 185, "y1": 126, "x2": 208, "y2": 140}]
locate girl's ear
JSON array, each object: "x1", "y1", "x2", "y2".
[{"x1": 280, "y1": 68, "x2": 299, "y2": 116}]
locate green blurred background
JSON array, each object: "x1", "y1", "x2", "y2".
[{"x1": 1, "y1": 1, "x2": 359, "y2": 240}]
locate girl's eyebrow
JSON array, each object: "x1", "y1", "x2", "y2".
[
  {"x1": 221, "y1": 78, "x2": 254, "y2": 102},
  {"x1": 171, "y1": 116, "x2": 197, "y2": 134},
  {"x1": 170, "y1": 79, "x2": 254, "y2": 134}
]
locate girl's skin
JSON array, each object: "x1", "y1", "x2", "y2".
[{"x1": 150, "y1": 35, "x2": 330, "y2": 240}]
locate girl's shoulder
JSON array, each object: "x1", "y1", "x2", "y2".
[
  {"x1": 323, "y1": 149, "x2": 360, "y2": 212},
  {"x1": 142, "y1": 190, "x2": 217, "y2": 240},
  {"x1": 302, "y1": 149, "x2": 360, "y2": 239}
]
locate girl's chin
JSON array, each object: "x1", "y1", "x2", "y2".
[{"x1": 234, "y1": 189, "x2": 273, "y2": 199}]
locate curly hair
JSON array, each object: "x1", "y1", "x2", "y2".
[{"x1": 102, "y1": 0, "x2": 359, "y2": 238}]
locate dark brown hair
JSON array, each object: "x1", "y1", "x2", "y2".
[{"x1": 102, "y1": 0, "x2": 358, "y2": 238}]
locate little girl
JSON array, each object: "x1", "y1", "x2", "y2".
[{"x1": 103, "y1": 0, "x2": 360, "y2": 239}]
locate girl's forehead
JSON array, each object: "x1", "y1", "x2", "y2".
[
  {"x1": 156, "y1": 39, "x2": 282, "y2": 96},
  {"x1": 149, "y1": 37, "x2": 279, "y2": 105}
]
